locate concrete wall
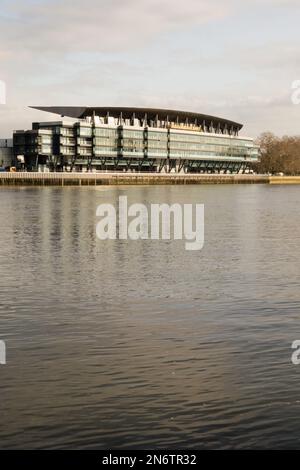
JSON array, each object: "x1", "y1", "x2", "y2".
[{"x1": 0, "y1": 172, "x2": 269, "y2": 186}]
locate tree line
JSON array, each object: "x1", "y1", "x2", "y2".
[{"x1": 254, "y1": 132, "x2": 300, "y2": 175}]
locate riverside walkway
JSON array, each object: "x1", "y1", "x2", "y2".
[{"x1": 0, "y1": 172, "x2": 273, "y2": 186}]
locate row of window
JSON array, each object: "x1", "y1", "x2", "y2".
[
  {"x1": 94, "y1": 128, "x2": 118, "y2": 137},
  {"x1": 60, "y1": 139, "x2": 75, "y2": 146},
  {"x1": 147, "y1": 131, "x2": 168, "y2": 139},
  {"x1": 169, "y1": 142, "x2": 253, "y2": 152},
  {"x1": 169, "y1": 150, "x2": 249, "y2": 158},
  {"x1": 41, "y1": 126, "x2": 255, "y2": 146},
  {"x1": 76, "y1": 147, "x2": 93, "y2": 155},
  {"x1": 94, "y1": 137, "x2": 118, "y2": 145},
  {"x1": 147, "y1": 142, "x2": 168, "y2": 149},
  {"x1": 169, "y1": 134, "x2": 253, "y2": 146},
  {"x1": 40, "y1": 146, "x2": 51, "y2": 154},
  {"x1": 82, "y1": 131, "x2": 254, "y2": 149},
  {"x1": 77, "y1": 138, "x2": 92, "y2": 146},
  {"x1": 60, "y1": 147, "x2": 75, "y2": 155},
  {"x1": 122, "y1": 130, "x2": 144, "y2": 138},
  {"x1": 77, "y1": 127, "x2": 92, "y2": 137},
  {"x1": 122, "y1": 141, "x2": 144, "y2": 149},
  {"x1": 58, "y1": 127, "x2": 74, "y2": 137},
  {"x1": 94, "y1": 148, "x2": 118, "y2": 155}
]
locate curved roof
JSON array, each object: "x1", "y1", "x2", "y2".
[{"x1": 30, "y1": 106, "x2": 243, "y2": 130}]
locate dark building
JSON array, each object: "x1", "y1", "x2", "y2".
[{"x1": 0, "y1": 139, "x2": 14, "y2": 169}]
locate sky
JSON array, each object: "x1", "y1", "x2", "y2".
[{"x1": 0, "y1": 0, "x2": 300, "y2": 138}]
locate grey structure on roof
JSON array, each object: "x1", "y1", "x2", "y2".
[{"x1": 30, "y1": 106, "x2": 243, "y2": 135}]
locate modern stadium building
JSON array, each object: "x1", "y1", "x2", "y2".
[{"x1": 13, "y1": 106, "x2": 259, "y2": 173}]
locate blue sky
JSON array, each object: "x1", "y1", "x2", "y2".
[{"x1": 0, "y1": 0, "x2": 300, "y2": 138}]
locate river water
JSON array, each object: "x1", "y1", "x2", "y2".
[{"x1": 0, "y1": 184, "x2": 300, "y2": 449}]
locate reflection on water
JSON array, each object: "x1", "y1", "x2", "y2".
[{"x1": 0, "y1": 184, "x2": 300, "y2": 449}]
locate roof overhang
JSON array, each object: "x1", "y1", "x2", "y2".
[{"x1": 30, "y1": 106, "x2": 243, "y2": 130}]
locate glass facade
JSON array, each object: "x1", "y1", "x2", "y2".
[
  {"x1": 121, "y1": 127, "x2": 144, "y2": 157},
  {"x1": 147, "y1": 129, "x2": 168, "y2": 158},
  {"x1": 169, "y1": 131, "x2": 258, "y2": 162},
  {"x1": 13, "y1": 116, "x2": 259, "y2": 172},
  {"x1": 93, "y1": 127, "x2": 118, "y2": 157}
]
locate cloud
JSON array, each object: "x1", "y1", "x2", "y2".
[{"x1": 0, "y1": 0, "x2": 232, "y2": 58}]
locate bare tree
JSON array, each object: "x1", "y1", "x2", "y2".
[{"x1": 255, "y1": 133, "x2": 300, "y2": 175}]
